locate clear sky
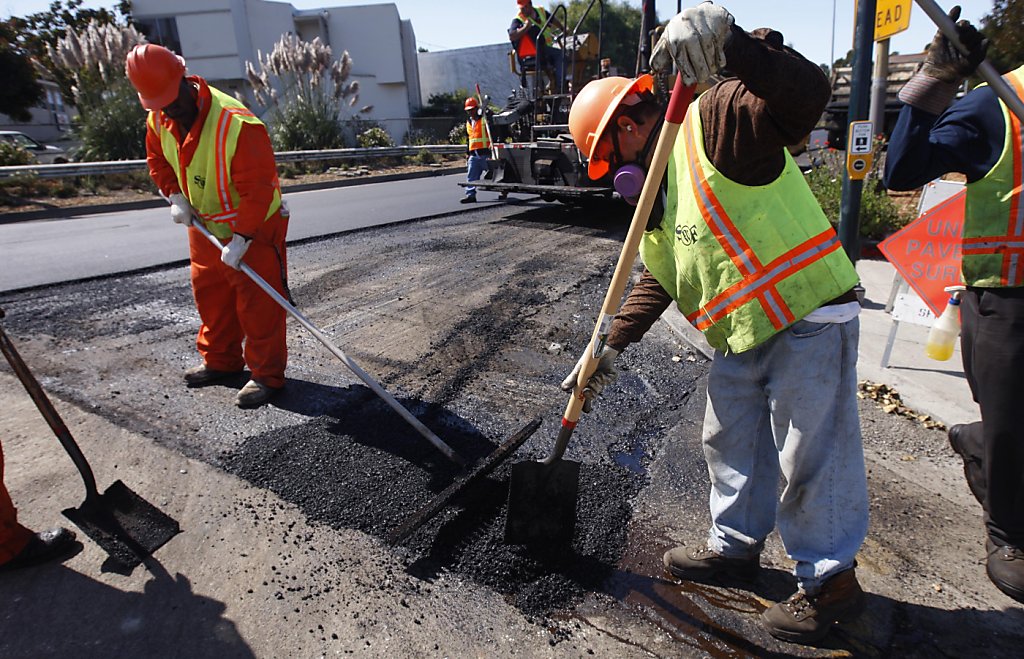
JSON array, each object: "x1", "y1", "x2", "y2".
[{"x1": 3, "y1": 0, "x2": 993, "y2": 69}]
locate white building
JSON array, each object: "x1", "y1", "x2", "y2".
[
  {"x1": 417, "y1": 43, "x2": 523, "y2": 109},
  {"x1": 130, "y1": 0, "x2": 422, "y2": 142}
]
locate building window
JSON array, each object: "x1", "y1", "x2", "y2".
[{"x1": 136, "y1": 17, "x2": 182, "y2": 55}]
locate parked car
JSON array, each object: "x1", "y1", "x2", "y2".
[{"x1": 0, "y1": 131, "x2": 69, "y2": 164}]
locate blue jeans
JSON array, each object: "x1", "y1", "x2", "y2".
[
  {"x1": 465, "y1": 151, "x2": 487, "y2": 197},
  {"x1": 701, "y1": 317, "x2": 868, "y2": 593},
  {"x1": 541, "y1": 46, "x2": 565, "y2": 90}
]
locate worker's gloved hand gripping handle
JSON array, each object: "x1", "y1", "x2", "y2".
[
  {"x1": 914, "y1": 0, "x2": 1024, "y2": 122},
  {"x1": 546, "y1": 74, "x2": 695, "y2": 466}
]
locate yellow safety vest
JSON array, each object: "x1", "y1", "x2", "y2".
[
  {"x1": 148, "y1": 85, "x2": 281, "y2": 240},
  {"x1": 640, "y1": 96, "x2": 859, "y2": 354},
  {"x1": 962, "y1": 65, "x2": 1024, "y2": 287},
  {"x1": 467, "y1": 118, "x2": 491, "y2": 152}
]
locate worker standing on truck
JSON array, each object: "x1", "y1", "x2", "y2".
[
  {"x1": 564, "y1": 2, "x2": 868, "y2": 645},
  {"x1": 883, "y1": 7, "x2": 1023, "y2": 605},
  {"x1": 125, "y1": 44, "x2": 290, "y2": 409},
  {"x1": 461, "y1": 97, "x2": 492, "y2": 204},
  {"x1": 509, "y1": 0, "x2": 566, "y2": 92}
]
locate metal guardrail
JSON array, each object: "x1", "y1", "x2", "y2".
[{"x1": 0, "y1": 144, "x2": 466, "y2": 180}]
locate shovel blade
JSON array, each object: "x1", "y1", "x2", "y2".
[
  {"x1": 63, "y1": 480, "x2": 180, "y2": 571},
  {"x1": 504, "y1": 458, "x2": 580, "y2": 545}
]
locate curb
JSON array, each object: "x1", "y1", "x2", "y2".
[{"x1": 0, "y1": 166, "x2": 464, "y2": 224}]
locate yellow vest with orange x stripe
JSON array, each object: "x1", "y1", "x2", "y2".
[
  {"x1": 640, "y1": 95, "x2": 859, "y2": 354},
  {"x1": 962, "y1": 65, "x2": 1024, "y2": 288}
]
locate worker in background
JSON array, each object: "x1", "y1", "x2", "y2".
[
  {"x1": 509, "y1": 0, "x2": 566, "y2": 92},
  {"x1": 1, "y1": 440, "x2": 78, "y2": 572},
  {"x1": 125, "y1": 44, "x2": 290, "y2": 409},
  {"x1": 564, "y1": 2, "x2": 867, "y2": 645},
  {"x1": 461, "y1": 97, "x2": 491, "y2": 204},
  {"x1": 883, "y1": 7, "x2": 1023, "y2": 605}
]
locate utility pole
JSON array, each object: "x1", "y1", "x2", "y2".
[
  {"x1": 868, "y1": 39, "x2": 890, "y2": 137},
  {"x1": 837, "y1": 0, "x2": 877, "y2": 264}
]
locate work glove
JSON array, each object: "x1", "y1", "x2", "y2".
[
  {"x1": 920, "y1": 5, "x2": 987, "y2": 84},
  {"x1": 221, "y1": 233, "x2": 251, "y2": 270},
  {"x1": 560, "y1": 346, "x2": 620, "y2": 413},
  {"x1": 650, "y1": 2, "x2": 734, "y2": 85},
  {"x1": 169, "y1": 192, "x2": 193, "y2": 226}
]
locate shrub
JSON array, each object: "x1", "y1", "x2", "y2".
[
  {"x1": 448, "y1": 123, "x2": 468, "y2": 145},
  {"x1": 412, "y1": 149, "x2": 438, "y2": 165},
  {"x1": 73, "y1": 79, "x2": 147, "y2": 160},
  {"x1": 247, "y1": 34, "x2": 368, "y2": 151},
  {"x1": 0, "y1": 141, "x2": 33, "y2": 166},
  {"x1": 805, "y1": 146, "x2": 911, "y2": 241},
  {"x1": 357, "y1": 126, "x2": 394, "y2": 148}
]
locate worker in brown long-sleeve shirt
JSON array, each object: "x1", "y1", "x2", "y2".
[{"x1": 564, "y1": 2, "x2": 865, "y2": 646}]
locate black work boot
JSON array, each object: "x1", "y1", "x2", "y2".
[
  {"x1": 987, "y1": 540, "x2": 1024, "y2": 604},
  {"x1": 183, "y1": 364, "x2": 243, "y2": 388},
  {"x1": 0, "y1": 528, "x2": 78, "y2": 572},
  {"x1": 663, "y1": 543, "x2": 760, "y2": 582},
  {"x1": 948, "y1": 424, "x2": 986, "y2": 505},
  {"x1": 459, "y1": 194, "x2": 477, "y2": 204},
  {"x1": 762, "y1": 568, "x2": 865, "y2": 645}
]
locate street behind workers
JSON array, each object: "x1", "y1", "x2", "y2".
[
  {"x1": 566, "y1": 2, "x2": 867, "y2": 645},
  {"x1": 125, "y1": 43, "x2": 291, "y2": 409},
  {"x1": 884, "y1": 7, "x2": 1024, "y2": 605}
]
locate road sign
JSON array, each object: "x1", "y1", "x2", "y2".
[
  {"x1": 878, "y1": 189, "x2": 965, "y2": 315},
  {"x1": 875, "y1": 0, "x2": 912, "y2": 41},
  {"x1": 846, "y1": 121, "x2": 874, "y2": 180}
]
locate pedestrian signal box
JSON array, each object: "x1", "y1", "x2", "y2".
[{"x1": 846, "y1": 120, "x2": 874, "y2": 181}]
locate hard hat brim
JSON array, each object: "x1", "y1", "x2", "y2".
[
  {"x1": 586, "y1": 74, "x2": 654, "y2": 180},
  {"x1": 137, "y1": 83, "x2": 182, "y2": 111}
]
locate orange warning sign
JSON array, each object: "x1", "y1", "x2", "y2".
[{"x1": 878, "y1": 190, "x2": 965, "y2": 315}]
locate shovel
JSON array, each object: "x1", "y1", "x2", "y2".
[
  {"x1": 185, "y1": 214, "x2": 466, "y2": 466},
  {"x1": 504, "y1": 74, "x2": 696, "y2": 545},
  {"x1": 0, "y1": 309, "x2": 180, "y2": 570}
]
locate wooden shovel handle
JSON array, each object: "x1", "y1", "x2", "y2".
[{"x1": 557, "y1": 74, "x2": 696, "y2": 447}]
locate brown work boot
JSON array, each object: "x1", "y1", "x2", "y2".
[
  {"x1": 761, "y1": 568, "x2": 865, "y2": 645},
  {"x1": 184, "y1": 364, "x2": 243, "y2": 388},
  {"x1": 235, "y1": 379, "x2": 281, "y2": 408},
  {"x1": 987, "y1": 540, "x2": 1024, "y2": 604},
  {"x1": 663, "y1": 542, "x2": 760, "y2": 582}
]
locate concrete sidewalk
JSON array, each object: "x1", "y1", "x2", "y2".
[{"x1": 663, "y1": 257, "x2": 977, "y2": 428}]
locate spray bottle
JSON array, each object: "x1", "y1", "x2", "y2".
[{"x1": 925, "y1": 286, "x2": 967, "y2": 361}]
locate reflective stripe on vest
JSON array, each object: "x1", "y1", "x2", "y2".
[
  {"x1": 639, "y1": 96, "x2": 859, "y2": 353},
  {"x1": 962, "y1": 66, "x2": 1024, "y2": 287},
  {"x1": 151, "y1": 85, "x2": 281, "y2": 240},
  {"x1": 467, "y1": 118, "x2": 491, "y2": 151}
]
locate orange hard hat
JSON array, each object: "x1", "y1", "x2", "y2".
[
  {"x1": 517, "y1": 0, "x2": 531, "y2": 6},
  {"x1": 464, "y1": 97, "x2": 479, "y2": 111},
  {"x1": 125, "y1": 44, "x2": 186, "y2": 110},
  {"x1": 568, "y1": 74, "x2": 654, "y2": 179}
]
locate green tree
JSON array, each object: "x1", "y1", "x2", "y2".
[
  {"x1": 0, "y1": 22, "x2": 45, "y2": 122},
  {"x1": 560, "y1": 0, "x2": 647, "y2": 78},
  {"x1": 980, "y1": 0, "x2": 1024, "y2": 74},
  {"x1": 9, "y1": 0, "x2": 131, "y2": 104}
]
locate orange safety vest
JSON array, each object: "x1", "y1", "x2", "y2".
[
  {"x1": 514, "y1": 7, "x2": 551, "y2": 59},
  {"x1": 467, "y1": 118, "x2": 491, "y2": 152}
]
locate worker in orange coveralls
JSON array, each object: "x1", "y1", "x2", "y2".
[
  {"x1": 1, "y1": 441, "x2": 78, "y2": 572},
  {"x1": 125, "y1": 44, "x2": 289, "y2": 408}
]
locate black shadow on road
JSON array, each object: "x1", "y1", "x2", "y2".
[{"x1": 0, "y1": 559, "x2": 253, "y2": 659}]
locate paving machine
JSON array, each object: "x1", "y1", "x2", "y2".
[{"x1": 461, "y1": 0, "x2": 660, "y2": 206}]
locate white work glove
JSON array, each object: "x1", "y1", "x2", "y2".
[
  {"x1": 221, "y1": 233, "x2": 251, "y2": 270},
  {"x1": 560, "y1": 347, "x2": 620, "y2": 413},
  {"x1": 650, "y1": 2, "x2": 734, "y2": 85},
  {"x1": 169, "y1": 192, "x2": 193, "y2": 226}
]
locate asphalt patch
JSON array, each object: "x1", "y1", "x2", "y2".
[{"x1": 221, "y1": 393, "x2": 642, "y2": 617}]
